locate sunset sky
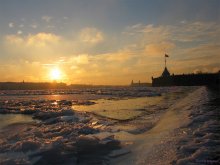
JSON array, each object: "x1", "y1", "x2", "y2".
[{"x1": 0, "y1": 0, "x2": 219, "y2": 85}]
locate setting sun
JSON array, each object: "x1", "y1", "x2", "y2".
[
  {"x1": 0, "y1": 1, "x2": 219, "y2": 164},
  {"x1": 50, "y1": 68, "x2": 62, "y2": 81}
]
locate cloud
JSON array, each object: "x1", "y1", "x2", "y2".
[
  {"x1": 42, "y1": 16, "x2": 52, "y2": 22},
  {"x1": 4, "y1": 32, "x2": 64, "y2": 63},
  {"x1": 125, "y1": 21, "x2": 220, "y2": 44},
  {"x1": 5, "y1": 35, "x2": 24, "y2": 44},
  {"x1": 79, "y1": 27, "x2": 104, "y2": 44},
  {"x1": 178, "y1": 43, "x2": 220, "y2": 62},
  {"x1": 70, "y1": 54, "x2": 89, "y2": 65},
  {"x1": 9, "y1": 22, "x2": 14, "y2": 28},
  {"x1": 123, "y1": 24, "x2": 177, "y2": 56},
  {"x1": 186, "y1": 43, "x2": 220, "y2": 55},
  {"x1": 145, "y1": 42, "x2": 175, "y2": 56},
  {"x1": 6, "y1": 32, "x2": 60, "y2": 47},
  {"x1": 125, "y1": 24, "x2": 170, "y2": 43},
  {"x1": 166, "y1": 43, "x2": 220, "y2": 75},
  {"x1": 17, "y1": 30, "x2": 23, "y2": 35},
  {"x1": 26, "y1": 33, "x2": 60, "y2": 47},
  {"x1": 30, "y1": 24, "x2": 38, "y2": 29},
  {"x1": 1, "y1": 21, "x2": 220, "y2": 85},
  {"x1": 171, "y1": 22, "x2": 220, "y2": 42},
  {"x1": 122, "y1": 21, "x2": 220, "y2": 77}
]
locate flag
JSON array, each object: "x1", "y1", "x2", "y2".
[{"x1": 165, "y1": 54, "x2": 169, "y2": 57}]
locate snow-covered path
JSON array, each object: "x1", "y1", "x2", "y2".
[{"x1": 111, "y1": 87, "x2": 208, "y2": 165}]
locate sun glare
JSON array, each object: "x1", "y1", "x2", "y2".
[{"x1": 50, "y1": 68, "x2": 62, "y2": 81}]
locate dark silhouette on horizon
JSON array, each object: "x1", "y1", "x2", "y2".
[
  {"x1": 0, "y1": 82, "x2": 67, "y2": 90},
  {"x1": 152, "y1": 54, "x2": 220, "y2": 88},
  {"x1": 130, "y1": 80, "x2": 151, "y2": 87}
]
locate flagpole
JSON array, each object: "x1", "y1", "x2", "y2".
[
  {"x1": 164, "y1": 54, "x2": 169, "y2": 68},
  {"x1": 165, "y1": 54, "x2": 166, "y2": 68}
]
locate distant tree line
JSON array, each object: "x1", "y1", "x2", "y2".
[{"x1": 0, "y1": 82, "x2": 67, "y2": 90}]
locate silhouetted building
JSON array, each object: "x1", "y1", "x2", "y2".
[
  {"x1": 152, "y1": 55, "x2": 220, "y2": 88},
  {"x1": 152, "y1": 72, "x2": 220, "y2": 87}
]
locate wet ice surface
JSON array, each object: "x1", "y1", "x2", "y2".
[
  {"x1": 0, "y1": 86, "x2": 219, "y2": 164},
  {"x1": 73, "y1": 96, "x2": 162, "y2": 120},
  {"x1": 0, "y1": 114, "x2": 35, "y2": 129}
]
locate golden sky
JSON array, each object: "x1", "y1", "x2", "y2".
[{"x1": 0, "y1": 0, "x2": 220, "y2": 85}]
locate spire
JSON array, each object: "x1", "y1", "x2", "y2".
[
  {"x1": 161, "y1": 54, "x2": 170, "y2": 77},
  {"x1": 161, "y1": 67, "x2": 170, "y2": 77}
]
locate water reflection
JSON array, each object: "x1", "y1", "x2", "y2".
[
  {"x1": 73, "y1": 96, "x2": 162, "y2": 120},
  {"x1": 0, "y1": 114, "x2": 35, "y2": 129}
]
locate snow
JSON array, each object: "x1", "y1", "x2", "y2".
[
  {"x1": 111, "y1": 87, "x2": 220, "y2": 165},
  {"x1": 0, "y1": 86, "x2": 219, "y2": 164}
]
